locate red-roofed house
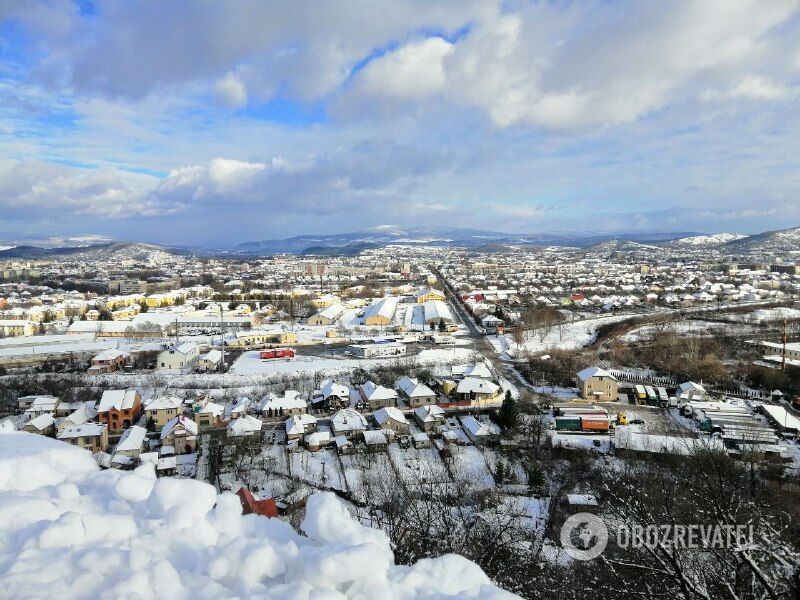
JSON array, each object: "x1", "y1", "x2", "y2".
[{"x1": 236, "y1": 488, "x2": 279, "y2": 518}]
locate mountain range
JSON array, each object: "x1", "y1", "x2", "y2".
[{"x1": 0, "y1": 225, "x2": 798, "y2": 259}]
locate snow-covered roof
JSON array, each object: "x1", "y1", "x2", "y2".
[
  {"x1": 116, "y1": 425, "x2": 147, "y2": 452},
  {"x1": 319, "y1": 379, "x2": 349, "y2": 399},
  {"x1": 414, "y1": 405, "x2": 445, "y2": 422},
  {"x1": 396, "y1": 376, "x2": 436, "y2": 399},
  {"x1": 576, "y1": 366, "x2": 617, "y2": 381},
  {"x1": 456, "y1": 377, "x2": 500, "y2": 395},
  {"x1": 363, "y1": 430, "x2": 388, "y2": 445},
  {"x1": 160, "y1": 415, "x2": 198, "y2": 440},
  {"x1": 285, "y1": 414, "x2": 317, "y2": 436},
  {"x1": 58, "y1": 423, "x2": 106, "y2": 440},
  {"x1": 261, "y1": 390, "x2": 307, "y2": 412},
  {"x1": 197, "y1": 401, "x2": 225, "y2": 417},
  {"x1": 374, "y1": 406, "x2": 408, "y2": 426},
  {"x1": 146, "y1": 396, "x2": 183, "y2": 411},
  {"x1": 360, "y1": 380, "x2": 397, "y2": 402},
  {"x1": 463, "y1": 363, "x2": 492, "y2": 379},
  {"x1": 227, "y1": 415, "x2": 263, "y2": 437},
  {"x1": 331, "y1": 409, "x2": 368, "y2": 433},
  {"x1": 98, "y1": 389, "x2": 139, "y2": 412}
]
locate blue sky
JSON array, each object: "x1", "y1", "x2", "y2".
[{"x1": 1, "y1": 0, "x2": 799, "y2": 245}]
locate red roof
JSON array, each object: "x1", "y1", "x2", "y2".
[{"x1": 236, "y1": 488, "x2": 278, "y2": 518}]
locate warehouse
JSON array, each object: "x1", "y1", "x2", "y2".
[
  {"x1": 362, "y1": 296, "x2": 399, "y2": 326},
  {"x1": 308, "y1": 303, "x2": 345, "y2": 326},
  {"x1": 422, "y1": 300, "x2": 453, "y2": 326},
  {"x1": 350, "y1": 341, "x2": 406, "y2": 358}
]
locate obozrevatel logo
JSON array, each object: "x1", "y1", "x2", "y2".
[{"x1": 560, "y1": 513, "x2": 609, "y2": 561}]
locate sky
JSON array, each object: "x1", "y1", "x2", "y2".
[{"x1": 1, "y1": 0, "x2": 800, "y2": 246}]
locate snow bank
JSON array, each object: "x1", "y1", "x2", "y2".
[{"x1": 0, "y1": 431, "x2": 515, "y2": 599}]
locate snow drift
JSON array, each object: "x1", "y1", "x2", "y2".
[{"x1": 0, "y1": 431, "x2": 515, "y2": 599}]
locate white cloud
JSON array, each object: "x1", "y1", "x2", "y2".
[
  {"x1": 0, "y1": 159, "x2": 175, "y2": 219},
  {"x1": 214, "y1": 73, "x2": 248, "y2": 108},
  {"x1": 356, "y1": 37, "x2": 454, "y2": 100}
]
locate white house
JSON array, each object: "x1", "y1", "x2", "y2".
[{"x1": 157, "y1": 342, "x2": 200, "y2": 372}]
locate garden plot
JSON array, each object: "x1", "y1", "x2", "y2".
[
  {"x1": 481, "y1": 446, "x2": 528, "y2": 487},
  {"x1": 289, "y1": 448, "x2": 345, "y2": 491},
  {"x1": 388, "y1": 444, "x2": 451, "y2": 489},
  {"x1": 339, "y1": 451, "x2": 395, "y2": 502}
]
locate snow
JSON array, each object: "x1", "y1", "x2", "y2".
[
  {"x1": 0, "y1": 430, "x2": 515, "y2": 599},
  {"x1": 497, "y1": 314, "x2": 633, "y2": 354},
  {"x1": 672, "y1": 233, "x2": 747, "y2": 246},
  {"x1": 230, "y1": 348, "x2": 477, "y2": 376}
]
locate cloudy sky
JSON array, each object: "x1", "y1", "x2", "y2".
[{"x1": 1, "y1": 0, "x2": 800, "y2": 246}]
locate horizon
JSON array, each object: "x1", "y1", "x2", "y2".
[{"x1": 2, "y1": 1, "x2": 800, "y2": 245}]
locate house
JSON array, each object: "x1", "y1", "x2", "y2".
[
  {"x1": 415, "y1": 287, "x2": 446, "y2": 304},
  {"x1": 306, "y1": 430, "x2": 331, "y2": 452},
  {"x1": 229, "y1": 398, "x2": 250, "y2": 420},
  {"x1": 160, "y1": 415, "x2": 199, "y2": 455},
  {"x1": 21, "y1": 413, "x2": 56, "y2": 436},
  {"x1": 58, "y1": 403, "x2": 99, "y2": 432},
  {"x1": 362, "y1": 296, "x2": 399, "y2": 326},
  {"x1": 308, "y1": 303, "x2": 345, "y2": 326},
  {"x1": 413, "y1": 404, "x2": 445, "y2": 432},
  {"x1": 396, "y1": 376, "x2": 437, "y2": 407},
  {"x1": 144, "y1": 396, "x2": 183, "y2": 428},
  {"x1": 236, "y1": 488, "x2": 278, "y2": 518},
  {"x1": 57, "y1": 423, "x2": 109, "y2": 453},
  {"x1": 228, "y1": 415, "x2": 264, "y2": 437},
  {"x1": 157, "y1": 341, "x2": 200, "y2": 372},
  {"x1": 88, "y1": 349, "x2": 130, "y2": 373},
  {"x1": 330, "y1": 408, "x2": 369, "y2": 438},
  {"x1": 194, "y1": 401, "x2": 225, "y2": 429},
  {"x1": 312, "y1": 379, "x2": 350, "y2": 410},
  {"x1": 98, "y1": 388, "x2": 142, "y2": 433},
  {"x1": 359, "y1": 380, "x2": 398, "y2": 410},
  {"x1": 461, "y1": 416, "x2": 501, "y2": 445},
  {"x1": 22, "y1": 395, "x2": 60, "y2": 417},
  {"x1": 455, "y1": 377, "x2": 501, "y2": 404},
  {"x1": 197, "y1": 349, "x2": 223, "y2": 372},
  {"x1": 577, "y1": 367, "x2": 618, "y2": 401},
  {"x1": 373, "y1": 406, "x2": 410, "y2": 434},
  {"x1": 285, "y1": 414, "x2": 318, "y2": 441},
  {"x1": 363, "y1": 429, "x2": 388, "y2": 452},
  {"x1": 115, "y1": 425, "x2": 148, "y2": 459},
  {"x1": 260, "y1": 390, "x2": 308, "y2": 417},
  {"x1": 334, "y1": 435, "x2": 354, "y2": 454},
  {"x1": 462, "y1": 363, "x2": 493, "y2": 380}
]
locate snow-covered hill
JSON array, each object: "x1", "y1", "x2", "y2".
[
  {"x1": 670, "y1": 233, "x2": 747, "y2": 246},
  {"x1": 0, "y1": 429, "x2": 514, "y2": 599}
]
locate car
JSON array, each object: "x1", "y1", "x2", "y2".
[{"x1": 629, "y1": 418, "x2": 645, "y2": 425}]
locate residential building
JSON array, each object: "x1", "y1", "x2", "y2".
[
  {"x1": 413, "y1": 405, "x2": 445, "y2": 432},
  {"x1": 144, "y1": 396, "x2": 183, "y2": 428},
  {"x1": 359, "y1": 380, "x2": 398, "y2": 410},
  {"x1": 115, "y1": 425, "x2": 148, "y2": 459},
  {"x1": 57, "y1": 423, "x2": 109, "y2": 453},
  {"x1": 396, "y1": 376, "x2": 437, "y2": 407},
  {"x1": 373, "y1": 406, "x2": 410, "y2": 434},
  {"x1": 157, "y1": 342, "x2": 200, "y2": 372},
  {"x1": 97, "y1": 389, "x2": 142, "y2": 432},
  {"x1": 88, "y1": 349, "x2": 131, "y2": 373},
  {"x1": 577, "y1": 367, "x2": 619, "y2": 401},
  {"x1": 160, "y1": 415, "x2": 199, "y2": 455}
]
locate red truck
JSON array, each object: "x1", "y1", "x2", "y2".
[{"x1": 260, "y1": 348, "x2": 295, "y2": 360}]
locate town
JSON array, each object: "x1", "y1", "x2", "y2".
[{"x1": 0, "y1": 231, "x2": 798, "y2": 597}]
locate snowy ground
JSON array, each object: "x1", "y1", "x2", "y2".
[
  {"x1": 0, "y1": 429, "x2": 511, "y2": 598},
  {"x1": 491, "y1": 314, "x2": 635, "y2": 356}
]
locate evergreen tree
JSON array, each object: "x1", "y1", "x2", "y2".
[{"x1": 496, "y1": 390, "x2": 518, "y2": 430}]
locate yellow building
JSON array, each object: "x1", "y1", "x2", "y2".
[
  {"x1": 144, "y1": 396, "x2": 184, "y2": 428},
  {"x1": 0, "y1": 320, "x2": 36, "y2": 337},
  {"x1": 577, "y1": 367, "x2": 618, "y2": 401},
  {"x1": 415, "y1": 288, "x2": 445, "y2": 304},
  {"x1": 311, "y1": 294, "x2": 341, "y2": 310},
  {"x1": 226, "y1": 330, "x2": 298, "y2": 349},
  {"x1": 57, "y1": 423, "x2": 109, "y2": 453}
]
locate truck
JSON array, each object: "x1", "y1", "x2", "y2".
[
  {"x1": 635, "y1": 385, "x2": 647, "y2": 404},
  {"x1": 554, "y1": 416, "x2": 582, "y2": 431},
  {"x1": 645, "y1": 386, "x2": 659, "y2": 406},
  {"x1": 260, "y1": 348, "x2": 295, "y2": 360}
]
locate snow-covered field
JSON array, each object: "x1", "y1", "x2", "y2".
[
  {"x1": 229, "y1": 347, "x2": 478, "y2": 376},
  {"x1": 491, "y1": 314, "x2": 635, "y2": 356},
  {"x1": 0, "y1": 429, "x2": 514, "y2": 598}
]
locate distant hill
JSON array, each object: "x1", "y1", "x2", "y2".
[
  {"x1": 0, "y1": 240, "x2": 188, "y2": 260},
  {"x1": 721, "y1": 226, "x2": 800, "y2": 255},
  {"x1": 234, "y1": 225, "x2": 701, "y2": 255}
]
